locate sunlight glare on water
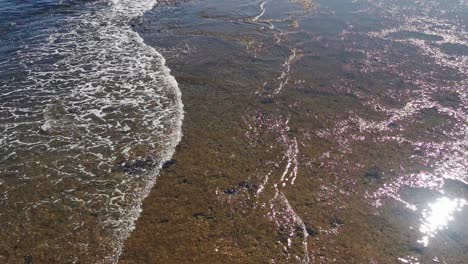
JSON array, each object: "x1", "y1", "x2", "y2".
[{"x1": 418, "y1": 197, "x2": 467, "y2": 247}]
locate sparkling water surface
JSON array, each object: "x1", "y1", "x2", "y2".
[{"x1": 0, "y1": 0, "x2": 467, "y2": 263}]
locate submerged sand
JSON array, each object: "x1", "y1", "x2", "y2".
[{"x1": 120, "y1": 0, "x2": 468, "y2": 263}]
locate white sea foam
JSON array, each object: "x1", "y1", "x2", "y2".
[
  {"x1": 253, "y1": 0, "x2": 269, "y2": 22},
  {"x1": 0, "y1": 0, "x2": 183, "y2": 262}
]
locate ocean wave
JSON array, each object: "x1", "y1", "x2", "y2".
[{"x1": 0, "y1": 0, "x2": 183, "y2": 262}]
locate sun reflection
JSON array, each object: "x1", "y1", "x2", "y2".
[{"x1": 418, "y1": 197, "x2": 467, "y2": 246}]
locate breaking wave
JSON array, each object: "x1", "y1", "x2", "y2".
[{"x1": 0, "y1": 0, "x2": 183, "y2": 262}]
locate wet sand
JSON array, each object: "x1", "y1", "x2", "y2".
[{"x1": 120, "y1": 0, "x2": 468, "y2": 263}]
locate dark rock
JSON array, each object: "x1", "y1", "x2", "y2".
[
  {"x1": 329, "y1": 215, "x2": 344, "y2": 227},
  {"x1": 23, "y1": 255, "x2": 33, "y2": 264},
  {"x1": 224, "y1": 188, "x2": 238, "y2": 195},
  {"x1": 117, "y1": 156, "x2": 158, "y2": 175},
  {"x1": 159, "y1": 218, "x2": 169, "y2": 224},
  {"x1": 305, "y1": 225, "x2": 318, "y2": 236},
  {"x1": 365, "y1": 168, "x2": 381, "y2": 180},
  {"x1": 193, "y1": 212, "x2": 214, "y2": 220},
  {"x1": 181, "y1": 179, "x2": 192, "y2": 184},
  {"x1": 162, "y1": 159, "x2": 177, "y2": 169},
  {"x1": 223, "y1": 182, "x2": 258, "y2": 195},
  {"x1": 277, "y1": 230, "x2": 289, "y2": 244},
  {"x1": 387, "y1": 122, "x2": 398, "y2": 128},
  {"x1": 238, "y1": 181, "x2": 257, "y2": 192},
  {"x1": 260, "y1": 98, "x2": 274, "y2": 104},
  {"x1": 67, "y1": 107, "x2": 80, "y2": 114}
]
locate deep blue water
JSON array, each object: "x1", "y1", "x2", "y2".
[{"x1": 0, "y1": 0, "x2": 91, "y2": 83}]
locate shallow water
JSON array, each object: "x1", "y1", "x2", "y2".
[{"x1": 121, "y1": 0, "x2": 467, "y2": 263}]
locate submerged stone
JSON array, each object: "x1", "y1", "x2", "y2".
[
  {"x1": 162, "y1": 159, "x2": 177, "y2": 169},
  {"x1": 329, "y1": 215, "x2": 344, "y2": 228},
  {"x1": 365, "y1": 168, "x2": 381, "y2": 180}
]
